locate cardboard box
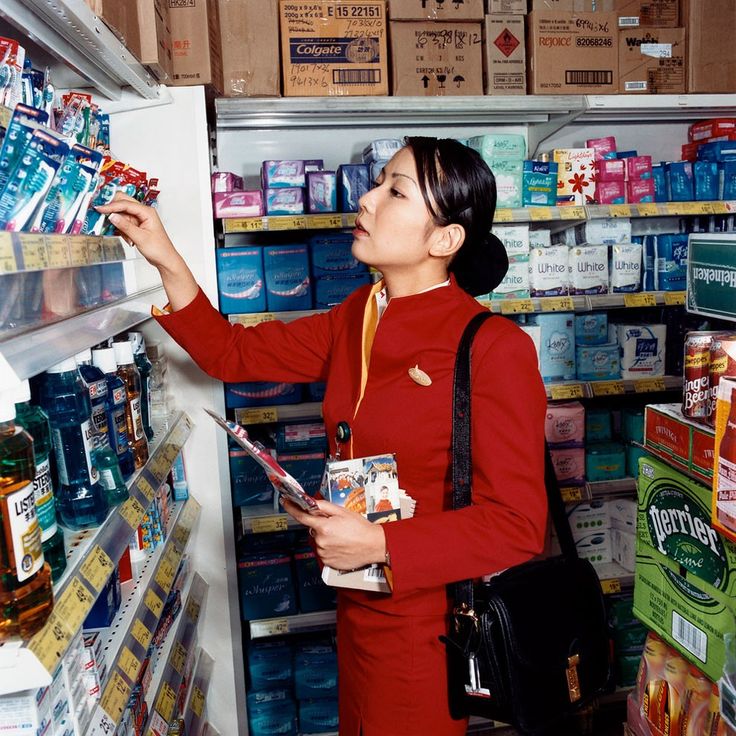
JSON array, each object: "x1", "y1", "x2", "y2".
[
  {"x1": 389, "y1": 0, "x2": 483, "y2": 20},
  {"x1": 218, "y1": 0, "x2": 280, "y2": 96},
  {"x1": 614, "y1": 0, "x2": 678, "y2": 27},
  {"x1": 487, "y1": 0, "x2": 527, "y2": 12},
  {"x1": 390, "y1": 21, "x2": 483, "y2": 95},
  {"x1": 130, "y1": 0, "x2": 172, "y2": 82},
  {"x1": 526, "y1": 11, "x2": 618, "y2": 94},
  {"x1": 683, "y1": 0, "x2": 736, "y2": 93},
  {"x1": 618, "y1": 26, "x2": 685, "y2": 93},
  {"x1": 280, "y1": 0, "x2": 388, "y2": 97},
  {"x1": 483, "y1": 15, "x2": 526, "y2": 94},
  {"x1": 86, "y1": 0, "x2": 140, "y2": 47},
  {"x1": 168, "y1": 0, "x2": 223, "y2": 91},
  {"x1": 530, "y1": 0, "x2": 614, "y2": 10}
]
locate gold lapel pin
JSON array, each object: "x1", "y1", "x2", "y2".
[{"x1": 408, "y1": 365, "x2": 432, "y2": 386}]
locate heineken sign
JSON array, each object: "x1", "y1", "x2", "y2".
[{"x1": 687, "y1": 234, "x2": 736, "y2": 322}]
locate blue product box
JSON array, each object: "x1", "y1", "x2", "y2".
[
  {"x1": 314, "y1": 274, "x2": 371, "y2": 309},
  {"x1": 370, "y1": 160, "x2": 387, "y2": 184},
  {"x1": 665, "y1": 161, "x2": 694, "y2": 202},
  {"x1": 294, "y1": 645, "x2": 338, "y2": 700},
  {"x1": 651, "y1": 164, "x2": 667, "y2": 202},
  {"x1": 616, "y1": 150, "x2": 638, "y2": 159},
  {"x1": 225, "y1": 381, "x2": 302, "y2": 409},
  {"x1": 299, "y1": 699, "x2": 339, "y2": 734},
  {"x1": 306, "y1": 171, "x2": 337, "y2": 213},
  {"x1": 238, "y1": 552, "x2": 297, "y2": 620},
  {"x1": 264, "y1": 244, "x2": 312, "y2": 311},
  {"x1": 694, "y1": 161, "x2": 719, "y2": 201},
  {"x1": 229, "y1": 445, "x2": 273, "y2": 506},
  {"x1": 294, "y1": 548, "x2": 337, "y2": 613},
  {"x1": 247, "y1": 691, "x2": 297, "y2": 736},
  {"x1": 276, "y1": 422, "x2": 327, "y2": 453},
  {"x1": 277, "y1": 451, "x2": 326, "y2": 497},
  {"x1": 265, "y1": 187, "x2": 305, "y2": 215},
  {"x1": 576, "y1": 343, "x2": 621, "y2": 381},
  {"x1": 696, "y1": 141, "x2": 736, "y2": 163},
  {"x1": 262, "y1": 160, "x2": 307, "y2": 188},
  {"x1": 309, "y1": 233, "x2": 367, "y2": 277},
  {"x1": 84, "y1": 568, "x2": 121, "y2": 629},
  {"x1": 337, "y1": 164, "x2": 370, "y2": 213},
  {"x1": 527, "y1": 312, "x2": 576, "y2": 383},
  {"x1": 585, "y1": 408, "x2": 612, "y2": 442},
  {"x1": 654, "y1": 234, "x2": 688, "y2": 291},
  {"x1": 362, "y1": 139, "x2": 402, "y2": 164},
  {"x1": 248, "y1": 642, "x2": 293, "y2": 691},
  {"x1": 216, "y1": 247, "x2": 266, "y2": 314},
  {"x1": 522, "y1": 164, "x2": 557, "y2": 207},
  {"x1": 574, "y1": 313, "x2": 608, "y2": 346},
  {"x1": 622, "y1": 408, "x2": 645, "y2": 443},
  {"x1": 585, "y1": 442, "x2": 626, "y2": 482},
  {"x1": 524, "y1": 160, "x2": 559, "y2": 175},
  {"x1": 720, "y1": 161, "x2": 736, "y2": 200},
  {"x1": 307, "y1": 382, "x2": 326, "y2": 402}
]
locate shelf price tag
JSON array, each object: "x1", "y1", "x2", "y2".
[
  {"x1": 560, "y1": 206, "x2": 586, "y2": 220},
  {"x1": 189, "y1": 686, "x2": 205, "y2": 718},
  {"x1": 136, "y1": 477, "x2": 156, "y2": 503},
  {"x1": 238, "y1": 407, "x2": 279, "y2": 425},
  {"x1": 710, "y1": 201, "x2": 731, "y2": 214},
  {"x1": 609, "y1": 204, "x2": 632, "y2": 218},
  {"x1": 27, "y1": 613, "x2": 72, "y2": 672},
  {"x1": 170, "y1": 641, "x2": 188, "y2": 674},
  {"x1": 0, "y1": 233, "x2": 17, "y2": 273},
  {"x1": 309, "y1": 214, "x2": 343, "y2": 229},
  {"x1": 80, "y1": 544, "x2": 114, "y2": 593},
  {"x1": 118, "y1": 646, "x2": 141, "y2": 682},
  {"x1": 541, "y1": 296, "x2": 575, "y2": 312},
  {"x1": 230, "y1": 312, "x2": 275, "y2": 327},
  {"x1": 55, "y1": 577, "x2": 95, "y2": 634},
  {"x1": 561, "y1": 486, "x2": 584, "y2": 503},
  {"x1": 269, "y1": 216, "x2": 306, "y2": 231},
  {"x1": 156, "y1": 682, "x2": 178, "y2": 722},
  {"x1": 252, "y1": 515, "x2": 289, "y2": 534},
  {"x1": 624, "y1": 293, "x2": 657, "y2": 308},
  {"x1": 529, "y1": 207, "x2": 554, "y2": 222},
  {"x1": 119, "y1": 497, "x2": 146, "y2": 528},
  {"x1": 664, "y1": 291, "x2": 686, "y2": 306},
  {"x1": 100, "y1": 672, "x2": 131, "y2": 720},
  {"x1": 636, "y1": 203, "x2": 660, "y2": 217},
  {"x1": 550, "y1": 384, "x2": 584, "y2": 400},
  {"x1": 224, "y1": 218, "x2": 264, "y2": 233},
  {"x1": 591, "y1": 381, "x2": 625, "y2": 397},
  {"x1": 69, "y1": 237, "x2": 88, "y2": 266},
  {"x1": 635, "y1": 377, "x2": 666, "y2": 393},
  {"x1": 601, "y1": 578, "x2": 622, "y2": 595},
  {"x1": 86, "y1": 706, "x2": 117, "y2": 736},
  {"x1": 494, "y1": 209, "x2": 513, "y2": 223},
  {"x1": 155, "y1": 557, "x2": 177, "y2": 596},
  {"x1": 145, "y1": 588, "x2": 164, "y2": 618},
  {"x1": 500, "y1": 299, "x2": 535, "y2": 315},
  {"x1": 46, "y1": 237, "x2": 71, "y2": 268},
  {"x1": 20, "y1": 236, "x2": 49, "y2": 271},
  {"x1": 186, "y1": 596, "x2": 202, "y2": 624},
  {"x1": 251, "y1": 617, "x2": 290, "y2": 638},
  {"x1": 86, "y1": 237, "x2": 103, "y2": 263},
  {"x1": 131, "y1": 619, "x2": 152, "y2": 650}
]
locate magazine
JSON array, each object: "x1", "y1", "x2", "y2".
[{"x1": 204, "y1": 408, "x2": 320, "y2": 513}]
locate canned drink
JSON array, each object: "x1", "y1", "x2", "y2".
[
  {"x1": 683, "y1": 332, "x2": 715, "y2": 420},
  {"x1": 707, "y1": 333, "x2": 736, "y2": 427}
]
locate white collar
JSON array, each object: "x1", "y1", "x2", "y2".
[{"x1": 374, "y1": 279, "x2": 451, "y2": 321}]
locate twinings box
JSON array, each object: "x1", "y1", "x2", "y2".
[
  {"x1": 280, "y1": 0, "x2": 388, "y2": 96},
  {"x1": 614, "y1": 0, "x2": 679, "y2": 27},
  {"x1": 618, "y1": 27, "x2": 686, "y2": 94},
  {"x1": 389, "y1": 0, "x2": 483, "y2": 20},
  {"x1": 683, "y1": 0, "x2": 736, "y2": 93},
  {"x1": 527, "y1": 11, "x2": 618, "y2": 94},
  {"x1": 390, "y1": 21, "x2": 483, "y2": 95},
  {"x1": 487, "y1": 0, "x2": 527, "y2": 11},
  {"x1": 483, "y1": 15, "x2": 526, "y2": 94}
]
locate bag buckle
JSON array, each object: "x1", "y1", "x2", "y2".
[
  {"x1": 566, "y1": 654, "x2": 581, "y2": 703},
  {"x1": 453, "y1": 602, "x2": 478, "y2": 632}
]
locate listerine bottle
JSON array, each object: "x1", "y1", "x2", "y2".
[
  {"x1": 91, "y1": 347, "x2": 136, "y2": 479},
  {"x1": 39, "y1": 357, "x2": 109, "y2": 529},
  {"x1": 129, "y1": 332, "x2": 154, "y2": 441},
  {"x1": 14, "y1": 379, "x2": 66, "y2": 580},
  {"x1": 0, "y1": 390, "x2": 53, "y2": 640},
  {"x1": 113, "y1": 340, "x2": 149, "y2": 469},
  {"x1": 75, "y1": 349, "x2": 129, "y2": 506}
]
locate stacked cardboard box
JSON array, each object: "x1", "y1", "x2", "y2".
[{"x1": 484, "y1": 1, "x2": 527, "y2": 95}]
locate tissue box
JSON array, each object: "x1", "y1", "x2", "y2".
[
  {"x1": 213, "y1": 190, "x2": 265, "y2": 219},
  {"x1": 238, "y1": 552, "x2": 297, "y2": 620},
  {"x1": 314, "y1": 274, "x2": 371, "y2": 308},
  {"x1": 567, "y1": 500, "x2": 609, "y2": 541},
  {"x1": 309, "y1": 233, "x2": 367, "y2": 277},
  {"x1": 575, "y1": 312, "x2": 608, "y2": 346},
  {"x1": 611, "y1": 528, "x2": 636, "y2": 572},
  {"x1": 585, "y1": 442, "x2": 626, "y2": 482},
  {"x1": 264, "y1": 245, "x2": 312, "y2": 311},
  {"x1": 306, "y1": 171, "x2": 337, "y2": 213},
  {"x1": 529, "y1": 245, "x2": 568, "y2": 296},
  {"x1": 575, "y1": 529, "x2": 612, "y2": 565},
  {"x1": 576, "y1": 343, "x2": 621, "y2": 381},
  {"x1": 337, "y1": 164, "x2": 370, "y2": 213},
  {"x1": 265, "y1": 187, "x2": 305, "y2": 215},
  {"x1": 216, "y1": 246, "x2": 266, "y2": 314},
  {"x1": 545, "y1": 401, "x2": 585, "y2": 447}
]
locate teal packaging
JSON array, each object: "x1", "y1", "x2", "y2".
[
  {"x1": 622, "y1": 408, "x2": 644, "y2": 443},
  {"x1": 225, "y1": 381, "x2": 302, "y2": 409},
  {"x1": 585, "y1": 408, "x2": 612, "y2": 442},
  {"x1": 294, "y1": 548, "x2": 337, "y2": 613},
  {"x1": 585, "y1": 442, "x2": 626, "y2": 482},
  {"x1": 576, "y1": 343, "x2": 621, "y2": 381},
  {"x1": 522, "y1": 161, "x2": 558, "y2": 207},
  {"x1": 217, "y1": 247, "x2": 266, "y2": 314},
  {"x1": 574, "y1": 313, "x2": 608, "y2": 346},
  {"x1": 264, "y1": 245, "x2": 312, "y2": 311},
  {"x1": 276, "y1": 422, "x2": 328, "y2": 453},
  {"x1": 654, "y1": 234, "x2": 688, "y2": 291},
  {"x1": 467, "y1": 133, "x2": 526, "y2": 161},
  {"x1": 527, "y1": 312, "x2": 575, "y2": 383},
  {"x1": 247, "y1": 690, "x2": 297, "y2": 736},
  {"x1": 665, "y1": 161, "x2": 694, "y2": 201},
  {"x1": 265, "y1": 187, "x2": 305, "y2": 215},
  {"x1": 651, "y1": 164, "x2": 666, "y2": 202},
  {"x1": 694, "y1": 161, "x2": 719, "y2": 201},
  {"x1": 625, "y1": 443, "x2": 647, "y2": 478},
  {"x1": 721, "y1": 161, "x2": 736, "y2": 200},
  {"x1": 314, "y1": 274, "x2": 370, "y2": 309},
  {"x1": 309, "y1": 233, "x2": 367, "y2": 277},
  {"x1": 247, "y1": 642, "x2": 293, "y2": 691},
  {"x1": 697, "y1": 141, "x2": 736, "y2": 162},
  {"x1": 299, "y1": 699, "x2": 339, "y2": 734},
  {"x1": 229, "y1": 444, "x2": 273, "y2": 506},
  {"x1": 277, "y1": 451, "x2": 325, "y2": 497},
  {"x1": 238, "y1": 552, "x2": 297, "y2": 620},
  {"x1": 336, "y1": 164, "x2": 370, "y2": 213},
  {"x1": 0, "y1": 103, "x2": 48, "y2": 194},
  {"x1": 262, "y1": 159, "x2": 307, "y2": 188},
  {"x1": 294, "y1": 644, "x2": 338, "y2": 700}
]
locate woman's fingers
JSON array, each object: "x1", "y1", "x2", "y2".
[{"x1": 107, "y1": 211, "x2": 146, "y2": 244}]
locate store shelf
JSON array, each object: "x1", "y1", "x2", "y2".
[
  {"x1": 547, "y1": 375, "x2": 682, "y2": 401},
  {"x1": 234, "y1": 402, "x2": 323, "y2": 425},
  {"x1": 223, "y1": 212, "x2": 357, "y2": 234},
  {"x1": 183, "y1": 649, "x2": 215, "y2": 736},
  {"x1": 240, "y1": 507, "x2": 301, "y2": 535},
  {"x1": 581, "y1": 94, "x2": 736, "y2": 122},
  {"x1": 249, "y1": 610, "x2": 337, "y2": 640},
  {"x1": 560, "y1": 478, "x2": 638, "y2": 504},
  {"x1": 595, "y1": 561, "x2": 635, "y2": 595},
  {"x1": 0, "y1": 0, "x2": 169, "y2": 101},
  {"x1": 0, "y1": 284, "x2": 166, "y2": 390}
]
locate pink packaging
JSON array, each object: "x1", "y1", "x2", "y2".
[
  {"x1": 586, "y1": 136, "x2": 616, "y2": 160},
  {"x1": 596, "y1": 159, "x2": 626, "y2": 182},
  {"x1": 550, "y1": 447, "x2": 585, "y2": 486},
  {"x1": 212, "y1": 190, "x2": 265, "y2": 218},
  {"x1": 625, "y1": 155, "x2": 652, "y2": 181},
  {"x1": 627, "y1": 178, "x2": 655, "y2": 203},
  {"x1": 595, "y1": 180, "x2": 627, "y2": 205},
  {"x1": 545, "y1": 401, "x2": 585, "y2": 447},
  {"x1": 211, "y1": 172, "x2": 244, "y2": 193}
]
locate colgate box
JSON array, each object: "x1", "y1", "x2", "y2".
[{"x1": 644, "y1": 404, "x2": 715, "y2": 486}]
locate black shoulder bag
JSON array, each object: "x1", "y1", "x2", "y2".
[{"x1": 442, "y1": 312, "x2": 611, "y2": 736}]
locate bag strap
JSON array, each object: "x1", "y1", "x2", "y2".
[{"x1": 450, "y1": 311, "x2": 578, "y2": 608}]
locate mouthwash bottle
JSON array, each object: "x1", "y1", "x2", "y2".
[
  {"x1": 129, "y1": 332, "x2": 154, "y2": 441},
  {"x1": 91, "y1": 347, "x2": 135, "y2": 479},
  {"x1": 147, "y1": 341, "x2": 171, "y2": 431},
  {"x1": 39, "y1": 357, "x2": 109, "y2": 530},
  {"x1": 0, "y1": 390, "x2": 53, "y2": 640},
  {"x1": 14, "y1": 380, "x2": 66, "y2": 581},
  {"x1": 76, "y1": 350, "x2": 129, "y2": 506},
  {"x1": 113, "y1": 341, "x2": 149, "y2": 469}
]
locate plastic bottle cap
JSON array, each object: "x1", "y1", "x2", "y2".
[
  {"x1": 47, "y1": 357, "x2": 79, "y2": 373},
  {"x1": 92, "y1": 347, "x2": 118, "y2": 375},
  {"x1": 0, "y1": 392, "x2": 17, "y2": 422},
  {"x1": 129, "y1": 332, "x2": 145, "y2": 354},
  {"x1": 75, "y1": 348, "x2": 93, "y2": 365},
  {"x1": 15, "y1": 379, "x2": 31, "y2": 404},
  {"x1": 113, "y1": 340, "x2": 135, "y2": 366}
]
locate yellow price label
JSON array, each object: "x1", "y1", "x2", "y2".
[
  {"x1": 664, "y1": 291, "x2": 686, "y2": 306},
  {"x1": 500, "y1": 299, "x2": 535, "y2": 315},
  {"x1": 591, "y1": 380, "x2": 625, "y2": 397},
  {"x1": 164, "y1": 544, "x2": 183, "y2": 569},
  {"x1": 118, "y1": 646, "x2": 141, "y2": 682},
  {"x1": 150, "y1": 456, "x2": 170, "y2": 483},
  {"x1": 27, "y1": 613, "x2": 71, "y2": 672},
  {"x1": 252, "y1": 617, "x2": 290, "y2": 638},
  {"x1": 252, "y1": 515, "x2": 289, "y2": 534},
  {"x1": 636, "y1": 203, "x2": 660, "y2": 217},
  {"x1": 69, "y1": 237, "x2": 87, "y2": 266},
  {"x1": 189, "y1": 686, "x2": 205, "y2": 718},
  {"x1": 145, "y1": 588, "x2": 164, "y2": 618},
  {"x1": 0, "y1": 232, "x2": 17, "y2": 273},
  {"x1": 223, "y1": 218, "x2": 264, "y2": 233},
  {"x1": 155, "y1": 682, "x2": 178, "y2": 721},
  {"x1": 494, "y1": 209, "x2": 513, "y2": 223},
  {"x1": 55, "y1": 577, "x2": 95, "y2": 634},
  {"x1": 86, "y1": 237, "x2": 103, "y2": 264},
  {"x1": 601, "y1": 578, "x2": 622, "y2": 595},
  {"x1": 170, "y1": 641, "x2": 188, "y2": 674},
  {"x1": 541, "y1": 296, "x2": 575, "y2": 312},
  {"x1": 186, "y1": 596, "x2": 202, "y2": 624},
  {"x1": 102, "y1": 238, "x2": 126, "y2": 261},
  {"x1": 268, "y1": 215, "x2": 306, "y2": 231},
  {"x1": 119, "y1": 497, "x2": 146, "y2": 528},
  {"x1": 560, "y1": 206, "x2": 586, "y2": 220},
  {"x1": 0, "y1": 106, "x2": 10, "y2": 128},
  {"x1": 664, "y1": 202, "x2": 682, "y2": 215},
  {"x1": 100, "y1": 672, "x2": 131, "y2": 720},
  {"x1": 710, "y1": 201, "x2": 731, "y2": 214},
  {"x1": 46, "y1": 237, "x2": 71, "y2": 268},
  {"x1": 609, "y1": 204, "x2": 632, "y2": 218},
  {"x1": 309, "y1": 214, "x2": 343, "y2": 229},
  {"x1": 550, "y1": 384, "x2": 584, "y2": 400},
  {"x1": 131, "y1": 619, "x2": 152, "y2": 650},
  {"x1": 173, "y1": 523, "x2": 192, "y2": 550},
  {"x1": 529, "y1": 207, "x2": 554, "y2": 222},
  {"x1": 561, "y1": 486, "x2": 584, "y2": 503},
  {"x1": 155, "y1": 557, "x2": 177, "y2": 596},
  {"x1": 80, "y1": 544, "x2": 114, "y2": 593},
  {"x1": 635, "y1": 377, "x2": 666, "y2": 393},
  {"x1": 624, "y1": 292, "x2": 657, "y2": 308},
  {"x1": 230, "y1": 312, "x2": 275, "y2": 327},
  {"x1": 238, "y1": 407, "x2": 279, "y2": 425},
  {"x1": 137, "y1": 477, "x2": 156, "y2": 503},
  {"x1": 20, "y1": 236, "x2": 49, "y2": 271}
]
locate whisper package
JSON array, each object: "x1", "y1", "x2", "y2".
[
  {"x1": 216, "y1": 247, "x2": 266, "y2": 314},
  {"x1": 337, "y1": 164, "x2": 370, "y2": 212},
  {"x1": 264, "y1": 244, "x2": 312, "y2": 310},
  {"x1": 314, "y1": 274, "x2": 371, "y2": 308},
  {"x1": 309, "y1": 233, "x2": 367, "y2": 276}
]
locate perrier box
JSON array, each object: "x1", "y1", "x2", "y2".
[{"x1": 635, "y1": 454, "x2": 736, "y2": 682}]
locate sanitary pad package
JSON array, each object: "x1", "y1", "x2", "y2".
[
  {"x1": 491, "y1": 255, "x2": 529, "y2": 300},
  {"x1": 576, "y1": 343, "x2": 621, "y2": 381},
  {"x1": 337, "y1": 164, "x2": 370, "y2": 212},
  {"x1": 490, "y1": 159, "x2": 523, "y2": 209},
  {"x1": 216, "y1": 246, "x2": 266, "y2": 314},
  {"x1": 545, "y1": 401, "x2": 585, "y2": 447},
  {"x1": 569, "y1": 245, "x2": 609, "y2": 295},
  {"x1": 467, "y1": 133, "x2": 526, "y2": 161},
  {"x1": 264, "y1": 244, "x2": 312, "y2": 310},
  {"x1": 616, "y1": 323, "x2": 666, "y2": 379},
  {"x1": 555, "y1": 218, "x2": 632, "y2": 246},
  {"x1": 610, "y1": 243, "x2": 642, "y2": 293},
  {"x1": 550, "y1": 446, "x2": 585, "y2": 486},
  {"x1": 309, "y1": 233, "x2": 367, "y2": 277},
  {"x1": 529, "y1": 229, "x2": 551, "y2": 249},
  {"x1": 654, "y1": 234, "x2": 688, "y2": 290},
  {"x1": 266, "y1": 187, "x2": 305, "y2": 215},
  {"x1": 492, "y1": 224, "x2": 529, "y2": 257},
  {"x1": 529, "y1": 245, "x2": 568, "y2": 296},
  {"x1": 527, "y1": 312, "x2": 575, "y2": 382},
  {"x1": 306, "y1": 171, "x2": 337, "y2": 213},
  {"x1": 575, "y1": 312, "x2": 608, "y2": 346}
]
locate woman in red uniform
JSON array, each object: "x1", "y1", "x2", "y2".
[{"x1": 99, "y1": 137, "x2": 548, "y2": 735}]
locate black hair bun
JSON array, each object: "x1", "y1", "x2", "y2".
[{"x1": 450, "y1": 232, "x2": 509, "y2": 297}]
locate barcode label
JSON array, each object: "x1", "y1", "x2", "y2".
[
  {"x1": 672, "y1": 611, "x2": 707, "y2": 662},
  {"x1": 641, "y1": 43, "x2": 672, "y2": 59},
  {"x1": 618, "y1": 16, "x2": 640, "y2": 26},
  {"x1": 333, "y1": 69, "x2": 381, "y2": 85},
  {"x1": 565, "y1": 70, "x2": 614, "y2": 86},
  {"x1": 363, "y1": 564, "x2": 386, "y2": 582},
  {"x1": 625, "y1": 81, "x2": 648, "y2": 91}
]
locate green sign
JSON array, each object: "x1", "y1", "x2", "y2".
[{"x1": 687, "y1": 234, "x2": 736, "y2": 322}]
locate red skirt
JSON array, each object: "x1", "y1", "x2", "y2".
[{"x1": 336, "y1": 597, "x2": 468, "y2": 736}]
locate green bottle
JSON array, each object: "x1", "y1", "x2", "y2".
[
  {"x1": 129, "y1": 332, "x2": 154, "y2": 441},
  {"x1": 14, "y1": 379, "x2": 66, "y2": 581}
]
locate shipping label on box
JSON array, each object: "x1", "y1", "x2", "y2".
[
  {"x1": 530, "y1": 0, "x2": 615, "y2": 10},
  {"x1": 280, "y1": 0, "x2": 388, "y2": 96},
  {"x1": 389, "y1": 0, "x2": 483, "y2": 20},
  {"x1": 483, "y1": 15, "x2": 526, "y2": 94},
  {"x1": 618, "y1": 27, "x2": 686, "y2": 93},
  {"x1": 527, "y1": 11, "x2": 618, "y2": 94},
  {"x1": 488, "y1": 0, "x2": 527, "y2": 12},
  {"x1": 168, "y1": 0, "x2": 223, "y2": 90},
  {"x1": 614, "y1": 0, "x2": 679, "y2": 27},
  {"x1": 390, "y1": 21, "x2": 483, "y2": 95}
]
